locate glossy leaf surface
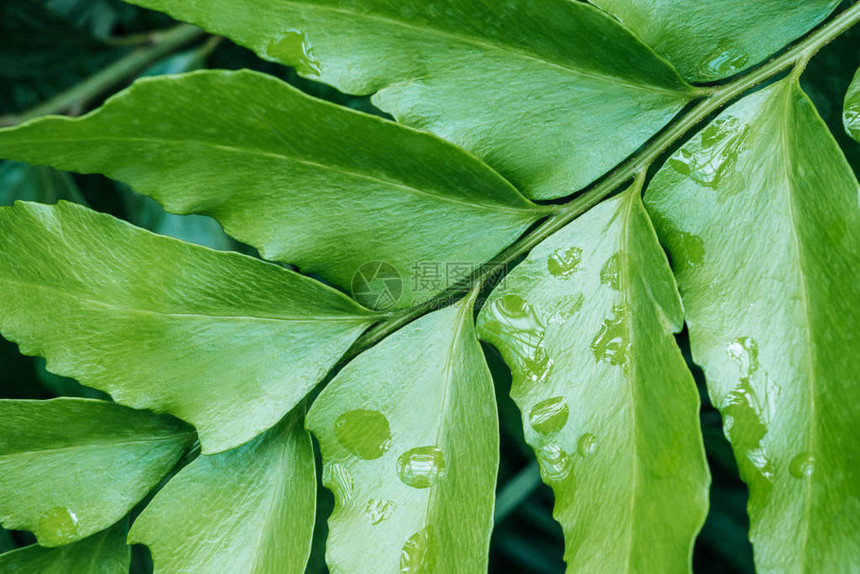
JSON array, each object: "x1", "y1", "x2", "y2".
[
  {"x1": 0, "y1": 70, "x2": 540, "y2": 306},
  {"x1": 591, "y1": 0, "x2": 840, "y2": 82},
  {"x1": 0, "y1": 201, "x2": 375, "y2": 453},
  {"x1": 0, "y1": 521, "x2": 129, "y2": 574},
  {"x1": 477, "y1": 182, "x2": 709, "y2": 571},
  {"x1": 119, "y1": 0, "x2": 696, "y2": 199},
  {"x1": 129, "y1": 409, "x2": 315, "y2": 574},
  {"x1": 645, "y1": 78, "x2": 860, "y2": 572},
  {"x1": 307, "y1": 294, "x2": 498, "y2": 573},
  {"x1": 0, "y1": 398, "x2": 193, "y2": 546},
  {"x1": 845, "y1": 67, "x2": 860, "y2": 141}
]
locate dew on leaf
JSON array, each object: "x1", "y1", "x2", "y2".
[
  {"x1": 668, "y1": 116, "x2": 750, "y2": 189},
  {"x1": 727, "y1": 336, "x2": 760, "y2": 379},
  {"x1": 334, "y1": 408, "x2": 392, "y2": 460},
  {"x1": 599, "y1": 252, "x2": 621, "y2": 290},
  {"x1": 528, "y1": 396, "x2": 569, "y2": 434},
  {"x1": 590, "y1": 305, "x2": 630, "y2": 367},
  {"x1": 789, "y1": 453, "x2": 815, "y2": 479},
  {"x1": 536, "y1": 443, "x2": 572, "y2": 481},
  {"x1": 397, "y1": 446, "x2": 446, "y2": 489},
  {"x1": 577, "y1": 433, "x2": 598, "y2": 458},
  {"x1": 263, "y1": 30, "x2": 322, "y2": 75},
  {"x1": 675, "y1": 231, "x2": 705, "y2": 270},
  {"x1": 364, "y1": 498, "x2": 396, "y2": 525},
  {"x1": 323, "y1": 463, "x2": 355, "y2": 504},
  {"x1": 722, "y1": 380, "x2": 774, "y2": 481},
  {"x1": 697, "y1": 40, "x2": 750, "y2": 80},
  {"x1": 547, "y1": 247, "x2": 583, "y2": 277},
  {"x1": 38, "y1": 507, "x2": 80, "y2": 545},
  {"x1": 400, "y1": 527, "x2": 434, "y2": 573},
  {"x1": 482, "y1": 294, "x2": 554, "y2": 385}
]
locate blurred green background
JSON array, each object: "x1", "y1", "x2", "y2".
[{"x1": 0, "y1": 0, "x2": 857, "y2": 572}]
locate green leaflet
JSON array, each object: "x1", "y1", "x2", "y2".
[
  {"x1": 845, "y1": 67, "x2": 860, "y2": 142},
  {"x1": 0, "y1": 69, "x2": 540, "y2": 307},
  {"x1": 117, "y1": 0, "x2": 696, "y2": 200},
  {"x1": 0, "y1": 521, "x2": 130, "y2": 574},
  {"x1": 307, "y1": 292, "x2": 498, "y2": 573},
  {"x1": 477, "y1": 180, "x2": 709, "y2": 572},
  {"x1": 0, "y1": 201, "x2": 376, "y2": 453},
  {"x1": 645, "y1": 78, "x2": 860, "y2": 572},
  {"x1": 591, "y1": 0, "x2": 840, "y2": 82},
  {"x1": 129, "y1": 409, "x2": 315, "y2": 574},
  {"x1": 0, "y1": 398, "x2": 193, "y2": 546}
]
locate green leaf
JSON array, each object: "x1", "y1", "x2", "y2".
[
  {"x1": 477, "y1": 179, "x2": 709, "y2": 571},
  {"x1": 307, "y1": 293, "x2": 498, "y2": 573},
  {"x1": 0, "y1": 398, "x2": 192, "y2": 546},
  {"x1": 645, "y1": 78, "x2": 860, "y2": 571},
  {"x1": 591, "y1": 0, "x2": 840, "y2": 82},
  {"x1": 0, "y1": 521, "x2": 130, "y2": 574},
  {"x1": 128, "y1": 409, "x2": 315, "y2": 574},
  {"x1": 845, "y1": 67, "x2": 860, "y2": 142},
  {"x1": 0, "y1": 201, "x2": 376, "y2": 453},
  {"x1": 116, "y1": 0, "x2": 696, "y2": 199},
  {"x1": 0, "y1": 70, "x2": 541, "y2": 306}
]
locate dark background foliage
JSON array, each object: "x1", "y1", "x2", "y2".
[{"x1": 0, "y1": 1, "x2": 857, "y2": 572}]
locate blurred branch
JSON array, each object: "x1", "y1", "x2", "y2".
[
  {"x1": 494, "y1": 461, "x2": 542, "y2": 524},
  {"x1": 0, "y1": 24, "x2": 205, "y2": 127}
]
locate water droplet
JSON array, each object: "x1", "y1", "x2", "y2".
[
  {"x1": 397, "y1": 446, "x2": 445, "y2": 488},
  {"x1": 676, "y1": 231, "x2": 705, "y2": 270},
  {"x1": 263, "y1": 30, "x2": 322, "y2": 75},
  {"x1": 590, "y1": 305, "x2": 630, "y2": 368},
  {"x1": 536, "y1": 444, "x2": 572, "y2": 481},
  {"x1": 323, "y1": 463, "x2": 354, "y2": 504},
  {"x1": 335, "y1": 409, "x2": 392, "y2": 460},
  {"x1": 577, "y1": 433, "x2": 597, "y2": 458},
  {"x1": 599, "y1": 253, "x2": 621, "y2": 290},
  {"x1": 668, "y1": 116, "x2": 750, "y2": 189},
  {"x1": 38, "y1": 507, "x2": 80, "y2": 545},
  {"x1": 364, "y1": 499, "x2": 396, "y2": 525},
  {"x1": 727, "y1": 337, "x2": 760, "y2": 379},
  {"x1": 722, "y1": 380, "x2": 773, "y2": 481},
  {"x1": 697, "y1": 40, "x2": 750, "y2": 80},
  {"x1": 789, "y1": 453, "x2": 815, "y2": 479},
  {"x1": 548, "y1": 294, "x2": 585, "y2": 325},
  {"x1": 528, "y1": 397, "x2": 569, "y2": 434},
  {"x1": 400, "y1": 527, "x2": 434, "y2": 573},
  {"x1": 482, "y1": 295, "x2": 554, "y2": 385},
  {"x1": 547, "y1": 247, "x2": 583, "y2": 277}
]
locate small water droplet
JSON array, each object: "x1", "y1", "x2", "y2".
[
  {"x1": 482, "y1": 295, "x2": 554, "y2": 385},
  {"x1": 547, "y1": 247, "x2": 583, "y2": 277},
  {"x1": 590, "y1": 305, "x2": 630, "y2": 368},
  {"x1": 536, "y1": 444, "x2": 572, "y2": 481},
  {"x1": 263, "y1": 30, "x2": 322, "y2": 75},
  {"x1": 400, "y1": 527, "x2": 434, "y2": 573},
  {"x1": 789, "y1": 453, "x2": 815, "y2": 479},
  {"x1": 323, "y1": 463, "x2": 354, "y2": 504},
  {"x1": 528, "y1": 397, "x2": 569, "y2": 434},
  {"x1": 676, "y1": 231, "x2": 705, "y2": 270},
  {"x1": 397, "y1": 446, "x2": 446, "y2": 489},
  {"x1": 599, "y1": 252, "x2": 621, "y2": 290},
  {"x1": 364, "y1": 499, "x2": 396, "y2": 525},
  {"x1": 727, "y1": 337, "x2": 760, "y2": 379},
  {"x1": 668, "y1": 116, "x2": 750, "y2": 189},
  {"x1": 577, "y1": 433, "x2": 597, "y2": 458},
  {"x1": 335, "y1": 409, "x2": 392, "y2": 460},
  {"x1": 697, "y1": 40, "x2": 750, "y2": 80},
  {"x1": 38, "y1": 507, "x2": 80, "y2": 545}
]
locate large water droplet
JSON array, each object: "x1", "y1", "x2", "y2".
[
  {"x1": 38, "y1": 507, "x2": 80, "y2": 545},
  {"x1": 528, "y1": 396, "x2": 569, "y2": 434},
  {"x1": 400, "y1": 527, "x2": 434, "y2": 573},
  {"x1": 599, "y1": 252, "x2": 621, "y2": 290},
  {"x1": 590, "y1": 305, "x2": 630, "y2": 367},
  {"x1": 722, "y1": 380, "x2": 773, "y2": 481},
  {"x1": 397, "y1": 446, "x2": 446, "y2": 489},
  {"x1": 697, "y1": 40, "x2": 750, "y2": 80},
  {"x1": 789, "y1": 453, "x2": 815, "y2": 479},
  {"x1": 482, "y1": 295, "x2": 554, "y2": 385},
  {"x1": 323, "y1": 463, "x2": 354, "y2": 504},
  {"x1": 727, "y1": 336, "x2": 760, "y2": 379},
  {"x1": 547, "y1": 247, "x2": 583, "y2": 277},
  {"x1": 364, "y1": 499, "x2": 396, "y2": 525},
  {"x1": 577, "y1": 433, "x2": 597, "y2": 458},
  {"x1": 668, "y1": 116, "x2": 750, "y2": 190},
  {"x1": 335, "y1": 409, "x2": 392, "y2": 460},
  {"x1": 536, "y1": 444, "x2": 572, "y2": 481},
  {"x1": 264, "y1": 30, "x2": 322, "y2": 75}
]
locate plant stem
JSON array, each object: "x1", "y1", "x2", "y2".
[
  {"x1": 494, "y1": 462, "x2": 542, "y2": 524},
  {"x1": 0, "y1": 24, "x2": 205, "y2": 126}
]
